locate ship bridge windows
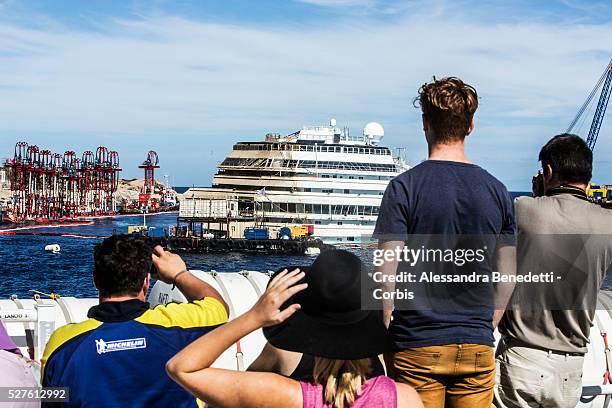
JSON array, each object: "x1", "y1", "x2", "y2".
[
  {"x1": 342, "y1": 147, "x2": 378, "y2": 154},
  {"x1": 220, "y1": 157, "x2": 271, "y2": 168}
]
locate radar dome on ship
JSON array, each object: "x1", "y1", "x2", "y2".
[{"x1": 363, "y1": 122, "x2": 384, "y2": 144}]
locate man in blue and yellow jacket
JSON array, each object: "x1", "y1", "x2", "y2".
[{"x1": 41, "y1": 235, "x2": 229, "y2": 407}]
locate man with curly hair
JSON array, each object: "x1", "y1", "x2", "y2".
[
  {"x1": 41, "y1": 235, "x2": 229, "y2": 407},
  {"x1": 374, "y1": 77, "x2": 516, "y2": 407}
]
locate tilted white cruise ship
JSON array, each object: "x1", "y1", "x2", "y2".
[{"x1": 179, "y1": 119, "x2": 409, "y2": 243}]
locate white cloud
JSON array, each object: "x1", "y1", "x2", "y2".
[
  {"x1": 293, "y1": 0, "x2": 376, "y2": 7},
  {"x1": 0, "y1": 7, "x2": 611, "y2": 187}
]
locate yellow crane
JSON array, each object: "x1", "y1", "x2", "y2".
[{"x1": 588, "y1": 184, "x2": 612, "y2": 204}]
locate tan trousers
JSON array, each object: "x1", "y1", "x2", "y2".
[
  {"x1": 494, "y1": 338, "x2": 584, "y2": 408},
  {"x1": 386, "y1": 344, "x2": 495, "y2": 408}
]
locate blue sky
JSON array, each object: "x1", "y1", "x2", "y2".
[{"x1": 0, "y1": 0, "x2": 611, "y2": 190}]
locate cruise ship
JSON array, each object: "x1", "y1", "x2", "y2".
[{"x1": 179, "y1": 119, "x2": 409, "y2": 243}]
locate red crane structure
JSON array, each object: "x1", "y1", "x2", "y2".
[
  {"x1": 4, "y1": 142, "x2": 121, "y2": 222},
  {"x1": 138, "y1": 150, "x2": 160, "y2": 208}
]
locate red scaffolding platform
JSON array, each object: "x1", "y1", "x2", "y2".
[{"x1": 4, "y1": 142, "x2": 122, "y2": 222}]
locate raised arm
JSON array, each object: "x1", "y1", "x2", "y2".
[
  {"x1": 152, "y1": 245, "x2": 229, "y2": 314},
  {"x1": 166, "y1": 269, "x2": 308, "y2": 408}
]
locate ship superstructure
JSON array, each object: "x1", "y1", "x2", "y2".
[{"x1": 179, "y1": 119, "x2": 409, "y2": 243}]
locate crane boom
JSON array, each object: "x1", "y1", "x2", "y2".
[
  {"x1": 567, "y1": 59, "x2": 612, "y2": 151},
  {"x1": 586, "y1": 62, "x2": 612, "y2": 150}
]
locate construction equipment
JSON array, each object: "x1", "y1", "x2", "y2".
[
  {"x1": 4, "y1": 142, "x2": 121, "y2": 222},
  {"x1": 244, "y1": 228, "x2": 269, "y2": 240},
  {"x1": 567, "y1": 59, "x2": 612, "y2": 204},
  {"x1": 567, "y1": 59, "x2": 612, "y2": 151},
  {"x1": 138, "y1": 151, "x2": 160, "y2": 208}
]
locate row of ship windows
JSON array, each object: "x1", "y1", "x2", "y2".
[
  {"x1": 214, "y1": 184, "x2": 384, "y2": 195},
  {"x1": 319, "y1": 174, "x2": 392, "y2": 180},
  {"x1": 261, "y1": 217, "x2": 376, "y2": 227},
  {"x1": 258, "y1": 202, "x2": 380, "y2": 216},
  {"x1": 217, "y1": 171, "x2": 393, "y2": 181},
  {"x1": 221, "y1": 158, "x2": 398, "y2": 173},
  {"x1": 234, "y1": 144, "x2": 391, "y2": 155}
]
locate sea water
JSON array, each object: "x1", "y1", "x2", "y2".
[
  {"x1": 5, "y1": 192, "x2": 603, "y2": 299},
  {"x1": 0, "y1": 213, "x2": 308, "y2": 298}
]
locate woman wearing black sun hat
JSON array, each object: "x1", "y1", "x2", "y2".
[
  {"x1": 166, "y1": 250, "x2": 423, "y2": 408},
  {"x1": 249, "y1": 257, "x2": 386, "y2": 381}
]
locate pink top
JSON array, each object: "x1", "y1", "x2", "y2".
[{"x1": 301, "y1": 375, "x2": 397, "y2": 408}]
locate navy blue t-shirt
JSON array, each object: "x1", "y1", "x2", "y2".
[{"x1": 374, "y1": 160, "x2": 516, "y2": 349}]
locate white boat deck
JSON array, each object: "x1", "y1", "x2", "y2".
[{"x1": 1, "y1": 272, "x2": 612, "y2": 406}]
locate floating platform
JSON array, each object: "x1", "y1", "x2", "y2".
[
  {"x1": 154, "y1": 236, "x2": 335, "y2": 255},
  {"x1": 0, "y1": 228, "x2": 334, "y2": 256}
]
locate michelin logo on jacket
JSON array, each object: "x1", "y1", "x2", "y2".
[{"x1": 95, "y1": 338, "x2": 147, "y2": 354}]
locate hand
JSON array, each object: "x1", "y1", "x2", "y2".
[
  {"x1": 152, "y1": 245, "x2": 188, "y2": 284},
  {"x1": 249, "y1": 269, "x2": 308, "y2": 328}
]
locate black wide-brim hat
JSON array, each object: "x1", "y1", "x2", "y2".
[{"x1": 263, "y1": 250, "x2": 393, "y2": 360}]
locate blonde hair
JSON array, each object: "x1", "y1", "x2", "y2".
[
  {"x1": 313, "y1": 357, "x2": 370, "y2": 408},
  {"x1": 415, "y1": 76, "x2": 479, "y2": 143}
]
